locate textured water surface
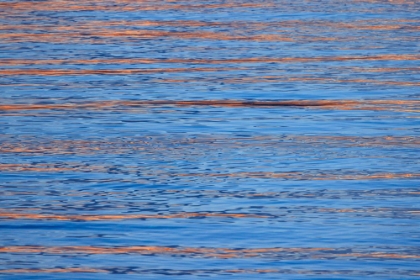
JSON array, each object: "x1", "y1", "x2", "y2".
[{"x1": 0, "y1": 0, "x2": 419, "y2": 279}]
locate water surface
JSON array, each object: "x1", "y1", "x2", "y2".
[{"x1": 0, "y1": 0, "x2": 419, "y2": 278}]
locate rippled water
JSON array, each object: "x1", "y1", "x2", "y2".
[{"x1": 1, "y1": 0, "x2": 420, "y2": 279}]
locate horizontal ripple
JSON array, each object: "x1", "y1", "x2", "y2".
[
  {"x1": 1, "y1": 54, "x2": 419, "y2": 66},
  {"x1": 1, "y1": 19, "x2": 419, "y2": 32},
  {"x1": 0, "y1": 212, "x2": 269, "y2": 220},
  {"x1": 0, "y1": 67, "x2": 244, "y2": 76},
  {"x1": 1, "y1": 245, "x2": 419, "y2": 260},
  {"x1": 0, "y1": 99, "x2": 418, "y2": 112},
  {"x1": 1, "y1": 207, "x2": 419, "y2": 221},
  {"x1": 2, "y1": 188, "x2": 419, "y2": 200},
  {"x1": 0, "y1": 30, "x2": 296, "y2": 43},
  {"x1": 1, "y1": 0, "x2": 419, "y2": 276},
  {"x1": 0, "y1": 135, "x2": 418, "y2": 155},
  {"x1": 0, "y1": 1, "x2": 272, "y2": 12},
  {"x1": 0, "y1": 67, "x2": 418, "y2": 75},
  {"x1": 0, "y1": 163, "x2": 418, "y2": 180},
  {"x1": 1, "y1": 267, "x2": 419, "y2": 276}
]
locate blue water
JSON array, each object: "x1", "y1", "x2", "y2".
[{"x1": 0, "y1": 0, "x2": 420, "y2": 278}]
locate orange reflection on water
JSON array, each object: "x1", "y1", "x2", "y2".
[
  {"x1": 0, "y1": 268, "x2": 108, "y2": 274},
  {"x1": 0, "y1": 211, "x2": 270, "y2": 221},
  {"x1": 1, "y1": 267, "x2": 419, "y2": 276},
  {"x1": 181, "y1": 171, "x2": 420, "y2": 180},
  {"x1": 0, "y1": 1, "x2": 272, "y2": 12},
  {"x1": 0, "y1": 206, "x2": 418, "y2": 222},
  {"x1": 2, "y1": 19, "x2": 419, "y2": 33},
  {"x1": 0, "y1": 245, "x2": 329, "y2": 255},
  {"x1": 1, "y1": 135, "x2": 417, "y2": 155},
  {"x1": 158, "y1": 76, "x2": 420, "y2": 87},
  {"x1": 1, "y1": 54, "x2": 419, "y2": 66},
  {"x1": 0, "y1": 30, "x2": 295, "y2": 43},
  {"x1": 0, "y1": 100, "x2": 418, "y2": 112},
  {"x1": 0, "y1": 245, "x2": 419, "y2": 260},
  {"x1": 0, "y1": 163, "x2": 74, "y2": 172},
  {"x1": 0, "y1": 67, "x2": 244, "y2": 76},
  {"x1": 1, "y1": 67, "x2": 418, "y2": 76}
]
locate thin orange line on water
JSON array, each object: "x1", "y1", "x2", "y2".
[
  {"x1": 0, "y1": 30, "x2": 295, "y2": 43},
  {"x1": 0, "y1": 0, "x2": 416, "y2": 15},
  {"x1": 1, "y1": 267, "x2": 419, "y2": 276},
  {"x1": 0, "y1": 1, "x2": 273, "y2": 12},
  {"x1": 0, "y1": 67, "x2": 419, "y2": 76},
  {"x1": 1, "y1": 54, "x2": 419, "y2": 66},
  {"x1": 0, "y1": 245, "x2": 330, "y2": 254},
  {"x1": 6, "y1": 71, "x2": 417, "y2": 88},
  {"x1": 156, "y1": 76, "x2": 420, "y2": 87},
  {"x1": 177, "y1": 172, "x2": 420, "y2": 180},
  {"x1": 0, "y1": 135, "x2": 418, "y2": 155},
  {"x1": 0, "y1": 245, "x2": 419, "y2": 260},
  {"x1": 0, "y1": 267, "x2": 108, "y2": 274},
  {"x1": 0, "y1": 67, "x2": 244, "y2": 76},
  {"x1": 0, "y1": 212, "x2": 270, "y2": 221},
  {"x1": 2, "y1": 163, "x2": 418, "y2": 181},
  {"x1": 0, "y1": 100, "x2": 418, "y2": 112},
  {"x1": 1, "y1": 19, "x2": 418, "y2": 31},
  {"x1": 1, "y1": 32, "x2": 417, "y2": 44},
  {"x1": 0, "y1": 206, "x2": 418, "y2": 221}
]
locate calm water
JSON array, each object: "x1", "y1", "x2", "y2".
[{"x1": 1, "y1": 0, "x2": 420, "y2": 279}]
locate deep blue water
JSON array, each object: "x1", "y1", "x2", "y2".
[{"x1": 0, "y1": 0, "x2": 420, "y2": 278}]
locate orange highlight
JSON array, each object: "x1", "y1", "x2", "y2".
[
  {"x1": 0, "y1": 1, "x2": 273, "y2": 13},
  {"x1": 1, "y1": 54, "x2": 419, "y2": 66},
  {"x1": 1, "y1": 19, "x2": 419, "y2": 32},
  {"x1": 0, "y1": 163, "x2": 75, "y2": 172},
  {"x1": 1, "y1": 267, "x2": 418, "y2": 276},
  {"x1": 0, "y1": 268, "x2": 108, "y2": 274},
  {"x1": 0, "y1": 100, "x2": 418, "y2": 112},
  {"x1": 0, "y1": 30, "x2": 294, "y2": 43},
  {"x1": 0, "y1": 162, "x2": 418, "y2": 181},
  {"x1": 185, "y1": 172, "x2": 420, "y2": 180},
  {"x1": 0, "y1": 135, "x2": 418, "y2": 155},
  {"x1": 0, "y1": 267, "x2": 418, "y2": 275},
  {"x1": 0, "y1": 245, "x2": 329, "y2": 255},
  {"x1": 157, "y1": 76, "x2": 420, "y2": 87},
  {"x1": 0, "y1": 67, "x2": 243, "y2": 76},
  {"x1": 0, "y1": 211, "x2": 269, "y2": 221},
  {"x1": 0, "y1": 206, "x2": 418, "y2": 221},
  {"x1": 0, "y1": 245, "x2": 418, "y2": 260}
]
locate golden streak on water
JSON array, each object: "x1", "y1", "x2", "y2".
[
  {"x1": 1, "y1": 267, "x2": 418, "y2": 276},
  {"x1": 1, "y1": 54, "x2": 420, "y2": 66},
  {"x1": 0, "y1": 135, "x2": 418, "y2": 155},
  {"x1": 0, "y1": 245, "x2": 419, "y2": 260},
  {"x1": 0, "y1": 206, "x2": 418, "y2": 221},
  {"x1": 0, "y1": 67, "x2": 419, "y2": 75},
  {"x1": 0, "y1": 99, "x2": 418, "y2": 112},
  {"x1": 0, "y1": 163, "x2": 418, "y2": 180},
  {"x1": 0, "y1": 1, "x2": 272, "y2": 12},
  {"x1": 0, "y1": 212, "x2": 270, "y2": 220}
]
